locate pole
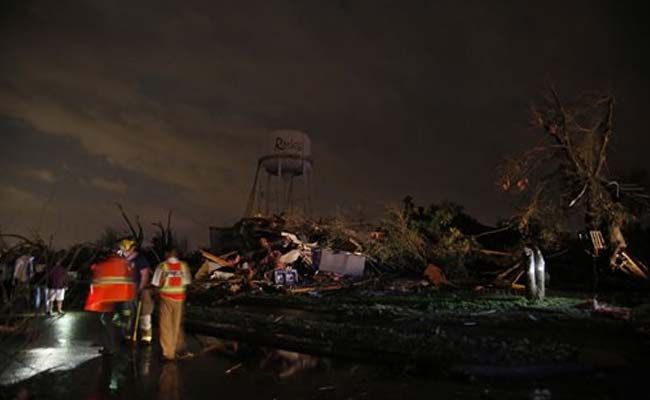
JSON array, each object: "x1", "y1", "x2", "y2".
[{"x1": 132, "y1": 300, "x2": 142, "y2": 343}]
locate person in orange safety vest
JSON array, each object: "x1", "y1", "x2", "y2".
[
  {"x1": 85, "y1": 253, "x2": 136, "y2": 355},
  {"x1": 151, "y1": 248, "x2": 192, "y2": 361}
]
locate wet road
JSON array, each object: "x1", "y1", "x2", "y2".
[
  {"x1": 0, "y1": 312, "x2": 645, "y2": 399},
  {"x1": 0, "y1": 312, "x2": 103, "y2": 385}
]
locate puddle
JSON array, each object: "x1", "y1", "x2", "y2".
[{"x1": 1, "y1": 312, "x2": 648, "y2": 399}]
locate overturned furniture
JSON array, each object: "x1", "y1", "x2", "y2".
[{"x1": 315, "y1": 249, "x2": 366, "y2": 277}]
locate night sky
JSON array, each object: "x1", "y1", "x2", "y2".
[{"x1": 1, "y1": 0, "x2": 649, "y2": 247}]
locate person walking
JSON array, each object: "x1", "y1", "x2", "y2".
[
  {"x1": 118, "y1": 239, "x2": 154, "y2": 344},
  {"x1": 151, "y1": 249, "x2": 192, "y2": 361},
  {"x1": 85, "y1": 251, "x2": 136, "y2": 356}
]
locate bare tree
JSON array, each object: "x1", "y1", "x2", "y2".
[
  {"x1": 152, "y1": 210, "x2": 176, "y2": 261},
  {"x1": 498, "y1": 88, "x2": 648, "y2": 276},
  {"x1": 116, "y1": 203, "x2": 144, "y2": 246}
]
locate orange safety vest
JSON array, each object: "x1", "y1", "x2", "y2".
[
  {"x1": 85, "y1": 256, "x2": 136, "y2": 312},
  {"x1": 158, "y1": 261, "x2": 188, "y2": 301}
]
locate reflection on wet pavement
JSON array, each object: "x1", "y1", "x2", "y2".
[
  {"x1": 0, "y1": 313, "x2": 102, "y2": 385},
  {"x1": 0, "y1": 312, "x2": 330, "y2": 398},
  {"x1": 159, "y1": 362, "x2": 180, "y2": 400},
  {"x1": 0, "y1": 312, "x2": 646, "y2": 400},
  {"x1": 261, "y1": 348, "x2": 321, "y2": 378},
  {"x1": 2, "y1": 346, "x2": 101, "y2": 385},
  {"x1": 529, "y1": 388, "x2": 553, "y2": 400}
]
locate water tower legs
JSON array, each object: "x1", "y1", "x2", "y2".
[
  {"x1": 244, "y1": 161, "x2": 262, "y2": 217},
  {"x1": 245, "y1": 155, "x2": 313, "y2": 218},
  {"x1": 265, "y1": 171, "x2": 272, "y2": 216}
]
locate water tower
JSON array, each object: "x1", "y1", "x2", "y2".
[{"x1": 245, "y1": 129, "x2": 313, "y2": 217}]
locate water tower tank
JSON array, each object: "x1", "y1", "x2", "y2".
[{"x1": 261, "y1": 129, "x2": 312, "y2": 176}]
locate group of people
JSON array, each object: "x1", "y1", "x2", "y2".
[
  {"x1": 0, "y1": 252, "x2": 68, "y2": 315},
  {"x1": 85, "y1": 239, "x2": 192, "y2": 361}
]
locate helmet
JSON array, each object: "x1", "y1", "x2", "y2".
[{"x1": 119, "y1": 239, "x2": 136, "y2": 253}]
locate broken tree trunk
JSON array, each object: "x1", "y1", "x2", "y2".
[{"x1": 184, "y1": 305, "x2": 455, "y2": 367}]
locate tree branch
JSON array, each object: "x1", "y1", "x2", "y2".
[
  {"x1": 568, "y1": 183, "x2": 589, "y2": 208},
  {"x1": 0, "y1": 233, "x2": 37, "y2": 246},
  {"x1": 117, "y1": 203, "x2": 137, "y2": 238},
  {"x1": 549, "y1": 87, "x2": 585, "y2": 175},
  {"x1": 594, "y1": 97, "x2": 614, "y2": 177},
  {"x1": 166, "y1": 210, "x2": 173, "y2": 249}
]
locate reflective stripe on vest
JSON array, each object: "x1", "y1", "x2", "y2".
[
  {"x1": 92, "y1": 277, "x2": 134, "y2": 286},
  {"x1": 159, "y1": 262, "x2": 186, "y2": 300},
  {"x1": 85, "y1": 257, "x2": 136, "y2": 312}
]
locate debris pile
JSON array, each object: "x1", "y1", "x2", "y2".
[
  {"x1": 193, "y1": 200, "x2": 497, "y2": 299},
  {"x1": 193, "y1": 218, "x2": 372, "y2": 297}
]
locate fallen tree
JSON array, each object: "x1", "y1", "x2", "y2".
[
  {"x1": 498, "y1": 88, "x2": 649, "y2": 278},
  {"x1": 184, "y1": 291, "x2": 646, "y2": 375}
]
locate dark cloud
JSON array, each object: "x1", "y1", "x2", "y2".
[{"x1": 1, "y1": 0, "x2": 649, "y2": 246}]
